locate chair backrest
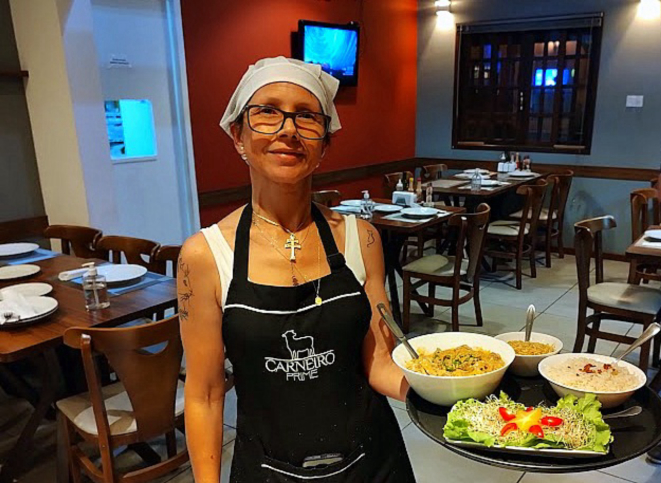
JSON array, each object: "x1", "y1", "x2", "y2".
[
  {"x1": 312, "y1": 190, "x2": 342, "y2": 207},
  {"x1": 63, "y1": 315, "x2": 183, "y2": 441},
  {"x1": 95, "y1": 235, "x2": 160, "y2": 269},
  {"x1": 449, "y1": 203, "x2": 491, "y2": 281},
  {"x1": 574, "y1": 216, "x2": 617, "y2": 296},
  {"x1": 153, "y1": 245, "x2": 182, "y2": 277},
  {"x1": 651, "y1": 177, "x2": 658, "y2": 189},
  {"x1": 513, "y1": 179, "x2": 548, "y2": 245},
  {"x1": 422, "y1": 164, "x2": 447, "y2": 182},
  {"x1": 547, "y1": 170, "x2": 573, "y2": 228},
  {"x1": 383, "y1": 171, "x2": 413, "y2": 197},
  {"x1": 630, "y1": 188, "x2": 660, "y2": 241},
  {"x1": 43, "y1": 224, "x2": 102, "y2": 258}
]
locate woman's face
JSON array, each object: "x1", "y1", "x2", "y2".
[{"x1": 231, "y1": 82, "x2": 327, "y2": 185}]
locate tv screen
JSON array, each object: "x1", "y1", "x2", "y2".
[{"x1": 297, "y1": 20, "x2": 360, "y2": 86}]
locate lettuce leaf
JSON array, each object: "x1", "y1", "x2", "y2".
[{"x1": 442, "y1": 393, "x2": 613, "y2": 453}]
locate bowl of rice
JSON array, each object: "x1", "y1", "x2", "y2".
[
  {"x1": 538, "y1": 353, "x2": 646, "y2": 408},
  {"x1": 392, "y1": 333, "x2": 515, "y2": 407},
  {"x1": 494, "y1": 332, "x2": 563, "y2": 377}
]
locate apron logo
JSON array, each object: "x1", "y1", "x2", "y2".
[{"x1": 264, "y1": 330, "x2": 336, "y2": 382}]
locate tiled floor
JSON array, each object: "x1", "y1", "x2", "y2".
[{"x1": 1, "y1": 256, "x2": 660, "y2": 482}]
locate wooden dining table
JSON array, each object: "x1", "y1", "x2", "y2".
[
  {"x1": 0, "y1": 251, "x2": 177, "y2": 483},
  {"x1": 334, "y1": 200, "x2": 465, "y2": 326},
  {"x1": 625, "y1": 224, "x2": 661, "y2": 284},
  {"x1": 431, "y1": 171, "x2": 545, "y2": 213}
]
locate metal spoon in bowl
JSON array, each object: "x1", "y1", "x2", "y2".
[
  {"x1": 524, "y1": 304, "x2": 536, "y2": 341},
  {"x1": 377, "y1": 303, "x2": 429, "y2": 374},
  {"x1": 612, "y1": 322, "x2": 661, "y2": 367}
]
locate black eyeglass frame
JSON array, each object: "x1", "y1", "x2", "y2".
[{"x1": 242, "y1": 104, "x2": 331, "y2": 140}]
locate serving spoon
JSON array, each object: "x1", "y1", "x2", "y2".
[
  {"x1": 603, "y1": 406, "x2": 642, "y2": 420},
  {"x1": 377, "y1": 303, "x2": 430, "y2": 375},
  {"x1": 612, "y1": 322, "x2": 661, "y2": 367},
  {"x1": 524, "y1": 304, "x2": 536, "y2": 341}
]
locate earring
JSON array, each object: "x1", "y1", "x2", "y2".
[{"x1": 241, "y1": 153, "x2": 249, "y2": 165}]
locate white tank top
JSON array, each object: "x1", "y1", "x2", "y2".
[{"x1": 201, "y1": 214, "x2": 367, "y2": 309}]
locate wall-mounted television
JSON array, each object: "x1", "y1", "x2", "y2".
[{"x1": 296, "y1": 20, "x2": 360, "y2": 86}]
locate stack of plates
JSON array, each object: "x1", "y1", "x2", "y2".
[
  {"x1": 0, "y1": 295, "x2": 58, "y2": 329},
  {"x1": 0, "y1": 243, "x2": 39, "y2": 258},
  {"x1": 401, "y1": 207, "x2": 442, "y2": 219},
  {"x1": 508, "y1": 171, "x2": 538, "y2": 178}
]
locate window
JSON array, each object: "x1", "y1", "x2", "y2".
[{"x1": 452, "y1": 15, "x2": 603, "y2": 154}]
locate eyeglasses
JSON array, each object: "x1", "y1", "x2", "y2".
[{"x1": 243, "y1": 105, "x2": 330, "y2": 140}]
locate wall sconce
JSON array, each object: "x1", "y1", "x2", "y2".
[
  {"x1": 435, "y1": 0, "x2": 454, "y2": 30},
  {"x1": 639, "y1": 0, "x2": 661, "y2": 20}
]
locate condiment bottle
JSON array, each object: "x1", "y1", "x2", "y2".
[
  {"x1": 416, "y1": 177, "x2": 423, "y2": 202},
  {"x1": 82, "y1": 262, "x2": 110, "y2": 310},
  {"x1": 408, "y1": 177, "x2": 415, "y2": 192}
]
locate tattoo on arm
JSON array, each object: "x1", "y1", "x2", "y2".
[
  {"x1": 178, "y1": 257, "x2": 194, "y2": 321},
  {"x1": 367, "y1": 230, "x2": 376, "y2": 248}
]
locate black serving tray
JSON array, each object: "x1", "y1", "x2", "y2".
[{"x1": 406, "y1": 374, "x2": 661, "y2": 473}]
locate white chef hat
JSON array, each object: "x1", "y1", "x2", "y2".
[{"x1": 219, "y1": 56, "x2": 341, "y2": 138}]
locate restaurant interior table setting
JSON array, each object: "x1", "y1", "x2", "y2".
[{"x1": 5, "y1": 0, "x2": 661, "y2": 481}]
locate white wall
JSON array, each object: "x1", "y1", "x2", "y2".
[{"x1": 91, "y1": 0, "x2": 187, "y2": 245}]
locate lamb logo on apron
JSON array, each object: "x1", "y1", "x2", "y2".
[{"x1": 264, "y1": 330, "x2": 336, "y2": 381}]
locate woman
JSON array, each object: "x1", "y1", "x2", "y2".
[{"x1": 179, "y1": 56, "x2": 415, "y2": 482}]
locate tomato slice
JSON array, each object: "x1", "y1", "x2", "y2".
[
  {"x1": 499, "y1": 407, "x2": 516, "y2": 422},
  {"x1": 528, "y1": 425, "x2": 544, "y2": 438},
  {"x1": 500, "y1": 422, "x2": 518, "y2": 436},
  {"x1": 540, "y1": 416, "x2": 563, "y2": 427}
]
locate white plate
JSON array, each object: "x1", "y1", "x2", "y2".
[
  {"x1": 331, "y1": 205, "x2": 361, "y2": 214},
  {"x1": 0, "y1": 282, "x2": 53, "y2": 297},
  {"x1": 445, "y1": 439, "x2": 604, "y2": 458},
  {"x1": 478, "y1": 179, "x2": 501, "y2": 187},
  {"x1": 373, "y1": 204, "x2": 402, "y2": 213},
  {"x1": 0, "y1": 264, "x2": 41, "y2": 281},
  {"x1": 455, "y1": 173, "x2": 491, "y2": 180},
  {"x1": 340, "y1": 199, "x2": 363, "y2": 207},
  {"x1": 0, "y1": 296, "x2": 58, "y2": 325},
  {"x1": 463, "y1": 168, "x2": 490, "y2": 175},
  {"x1": 97, "y1": 264, "x2": 148, "y2": 284},
  {"x1": 508, "y1": 171, "x2": 538, "y2": 178},
  {"x1": 0, "y1": 243, "x2": 40, "y2": 258},
  {"x1": 400, "y1": 207, "x2": 439, "y2": 219},
  {"x1": 644, "y1": 229, "x2": 661, "y2": 240}
]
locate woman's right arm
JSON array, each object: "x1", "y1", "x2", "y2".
[{"x1": 178, "y1": 234, "x2": 226, "y2": 483}]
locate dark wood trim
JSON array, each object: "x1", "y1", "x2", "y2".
[
  {"x1": 0, "y1": 216, "x2": 49, "y2": 243},
  {"x1": 198, "y1": 157, "x2": 657, "y2": 208},
  {"x1": 0, "y1": 70, "x2": 29, "y2": 79}
]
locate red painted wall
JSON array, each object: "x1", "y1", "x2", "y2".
[{"x1": 181, "y1": 0, "x2": 417, "y2": 226}]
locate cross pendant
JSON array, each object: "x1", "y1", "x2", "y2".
[{"x1": 284, "y1": 233, "x2": 301, "y2": 261}]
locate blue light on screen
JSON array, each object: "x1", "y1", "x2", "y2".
[{"x1": 303, "y1": 25, "x2": 358, "y2": 80}]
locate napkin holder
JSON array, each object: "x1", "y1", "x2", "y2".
[{"x1": 392, "y1": 191, "x2": 417, "y2": 207}]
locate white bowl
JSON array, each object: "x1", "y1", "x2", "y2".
[
  {"x1": 494, "y1": 332, "x2": 563, "y2": 377},
  {"x1": 393, "y1": 332, "x2": 515, "y2": 407},
  {"x1": 538, "y1": 353, "x2": 647, "y2": 409}
]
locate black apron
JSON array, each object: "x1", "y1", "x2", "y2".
[{"x1": 222, "y1": 203, "x2": 415, "y2": 482}]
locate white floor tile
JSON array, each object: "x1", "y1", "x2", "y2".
[
  {"x1": 599, "y1": 452, "x2": 661, "y2": 483},
  {"x1": 520, "y1": 470, "x2": 632, "y2": 483},
  {"x1": 401, "y1": 424, "x2": 523, "y2": 483},
  {"x1": 224, "y1": 387, "x2": 238, "y2": 428},
  {"x1": 392, "y1": 406, "x2": 412, "y2": 430}
]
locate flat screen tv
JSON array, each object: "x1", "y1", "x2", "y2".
[{"x1": 297, "y1": 20, "x2": 360, "y2": 86}]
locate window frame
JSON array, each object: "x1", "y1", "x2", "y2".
[{"x1": 451, "y1": 15, "x2": 603, "y2": 155}]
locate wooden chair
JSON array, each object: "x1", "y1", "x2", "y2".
[
  {"x1": 485, "y1": 180, "x2": 548, "y2": 289},
  {"x1": 629, "y1": 188, "x2": 661, "y2": 284},
  {"x1": 95, "y1": 235, "x2": 160, "y2": 270},
  {"x1": 56, "y1": 315, "x2": 188, "y2": 483},
  {"x1": 403, "y1": 204, "x2": 490, "y2": 332},
  {"x1": 153, "y1": 245, "x2": 182, "y2": 278},
  {"x1": 312, "y1": 190, "x2": 342, "y2": 207},
  {"x1": 422, "y1": 163, "x2": 447, "y2": 182},
  {"x1": 574, "y1": 216, "x2": 661, "y2": 372},
  {"x1": 43, "y1": 225, "x2": 103, "y2": 259},
  {"x1": 383, "y1": 171, "x2": 413, "y2": 198},
  {"x1": 509, "y1": 170, "x2": 573, "y2": 267}
]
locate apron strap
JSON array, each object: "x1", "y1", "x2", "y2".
[
  {"x1": 233, "y1": 203, "x2": 253, "y2": 281},
  {"x1": 311, "y1": 204, "x2": 346, "y2": 272},
  {"x1": 233, "y1": 202, "x2": 347, "y2": 282}
]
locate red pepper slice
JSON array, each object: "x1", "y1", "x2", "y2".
[
  {"x1": 529, "y1": 425, "x2": 544, "y2": 438},
  {"x1": 500, "y1": 422, "x2": 518, "y2": 436},
  {"x1": 526, "y1": 407, "x2": 533, "y2": 412},
  {"x1": 499, "y1": 407, "x2": 516, "y2": 422},
  {"x1": 540, "y1": 416, "x2": 563, "y2": 427}
]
